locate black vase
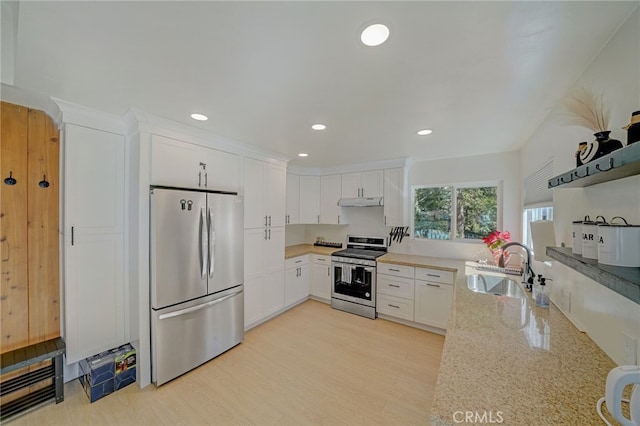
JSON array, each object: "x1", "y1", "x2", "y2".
[
  {"x1": 594, "y1": 131, "x2": 623, "y2": 156},
  {"x1": 579, "y1": 131, "x2": 623, "y2": 164}
]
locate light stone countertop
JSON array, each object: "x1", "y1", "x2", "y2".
[
  {"x1": 430, "y1": 263, "x2": 618, "y2": 425},
  {"x1": 284, "y1": 244, "x2": 341, "y2": 259},
  {"x1": 378, "y1": 253, "x2": 458, "y2": 272}
]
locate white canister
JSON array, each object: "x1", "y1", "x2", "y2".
[
  {"x1": 572, "y1": 216, "x2": 590, "y2": 255},
  {"x1": 582, "y1": 215, "x2": 606, "y2": 259},
  {"x1": 598, "y1": 218, "x2": 640, "y2": 267}
]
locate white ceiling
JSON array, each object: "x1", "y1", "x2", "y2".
[{"x1": 7, "y1": 1, "x2": 638, "y2": 168}]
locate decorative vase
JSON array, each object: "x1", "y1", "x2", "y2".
[
  {"x1": 594, "y1": 130, "x2": 623, "y2": 153},
  {"x1": 579, "y1": 131, "x2": 623, "y2": 164},
  {"x1": 490, "y1": 248, "x2": 510, "y2": 267}
]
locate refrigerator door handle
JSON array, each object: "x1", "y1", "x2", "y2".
[
  {"x1": 208, "y1": 207, "x2": 215, "y2": 277},
  {"x1": 200, "y1": 207, "x2": 207, "y2": 279},
  {"x1": 157, "y1": 288, "x2": 244, "y2": 320}
]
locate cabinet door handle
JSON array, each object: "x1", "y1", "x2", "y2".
[
  {"x1": 338, "y1": 215, "x2": 340, "y2": 224},
  {"x1": 265, "y1": 215, "x2": 268, "y2": 227},
  {"x1": 327, "y1": 267, "x2": 330, "y2": 276},
  {"x1": 317, "y1": 215, "x2": 320, "y2": 224},
  {"x1": 268, "y1": 228, "x2": 271, "y2": 240},
  {"x1": 198, "y1": 171, "x2": 202, "y2": 187},
  {"x1": 264, "y1": 229, "x2": 268, "y2": 240},
  {"x1": 427, "y1": 273, "x2": 441, "y2": 278},
  {"x1": 295, "y1": 260, "x2": 302, "y2": 264},
  {"x1": 384, "y1": 215, "x2": 387, "y2": 225},
  {"x1": 388, "y1": 284, "x2": 400, "y2": 288},
  {"x1": 388, "y1": 304, "x2": 400, "y2": 309},
  {"x1": 389, "y1": 268, "x2": 400, "y2": 272},
  {"x1": 71, "y1": 226, "x2": 74, "y2": 246},
  {"x1": 427, "y1": 283, "x2": 441, "y2": 288},
  {"x1": 268, "y1": 215, "x2": 271, "y2": 227},
  {"x1": 204, "y1": 172, "x2": 208, "y2": 187}
]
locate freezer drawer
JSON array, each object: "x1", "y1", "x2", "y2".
[{"x1": 151, "y1": 285, "x2": 244, "y2": 386}]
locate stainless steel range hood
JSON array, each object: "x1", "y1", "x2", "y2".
[{"x1": 337, "y1": 197, "x2": 384, "y2": 207}]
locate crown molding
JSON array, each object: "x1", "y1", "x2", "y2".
[{"x1": 51, "y1": 98, "x2": 126, "y2": 134}]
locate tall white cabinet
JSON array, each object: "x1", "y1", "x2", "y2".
[
  {"x1": 64, "y1": 123, "x2": 126, "y2": 363},
  {"x1": 243, "y1": 158, "x2": 286, "y2": 328}
]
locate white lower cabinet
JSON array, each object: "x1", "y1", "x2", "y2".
[
  {"x1": 377, "y1": 263, "x2": 454, "y2": 330},
  {"x1": 310, "y1": 255, "x2": 332, "y2": 301},
  {"x1": 414, "y1": 266, "x2": 454, "y2": 329},
  {"x1": 285, "y1": 256, "x2": 309, "y2": 307},
  {"x1": 377, "y1": 266, "x2": 415, "y2": 323},
  {"x1": 414, "y1": 280, "x2": 453, "y2": 329}
]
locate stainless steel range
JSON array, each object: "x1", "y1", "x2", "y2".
[{"x1": 331, "y1": 235, "x2": 387, "y2": 319}]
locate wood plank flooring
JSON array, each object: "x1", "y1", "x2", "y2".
[{"x1": 9, "y1": 300, "x2": 444, "y2": 425}]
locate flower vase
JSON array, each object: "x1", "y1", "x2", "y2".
[
  {"x1": 593, "y1": 131, "x2": 622, "y2": 156},
  {"x1": 491, "y1": 248, "x2": 510, "y2": 267}
]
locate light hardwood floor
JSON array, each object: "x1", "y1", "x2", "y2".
[{"x1": 9, "y1": 300, "x2": 445, "y2": 425}]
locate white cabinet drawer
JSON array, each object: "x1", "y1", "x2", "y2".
[
  {"x1": 313, "y1": 254, "x2": 331, "y2": 264},
  {"x1": 377, "y1": 274, "x2": 415, "y2": 299},
  {"x1": 415, "y1": 267, "x2": 454, "y2": 284},
  {"x1": 377, "y1": 263, "x2": 414, "y2": 279},
  {"x1": 286, "y1": 255, "x2": 309, "y2": 269},
  {"x1": 377, "y1": 294, "x2": 414, "y2": 321}
]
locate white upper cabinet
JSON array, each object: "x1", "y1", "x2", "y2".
[
  {"x1": 267, "y1": 164, "x2": 286, "y2": 227},
  {"x1": 244, "y1": 158, "x2": 286, "y2": 229},
  {"x1": 286, "y1": 173, "x2": 300, "y2": 225},
  {"x1": 384, "y1": 168, "x2": 407, "y2": 226},
  {"x1": 200, "y1": 145, "x2": 240, "y2": 192},
  {"x1": 320, "y1": 174, "x2": 345, "y2": 224},
  {"x1": 341, "y1": 170, "x2": 383, "y2": 198},
  {"x1": 299, "y1": 175, "x2": 320, "y2": 224},
  {"x1": 151, "y1": 134, "x2": 239, "y2": 192}
]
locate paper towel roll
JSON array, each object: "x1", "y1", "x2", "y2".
[{"x1": 530, "y1": 220, "x2": 556, "y2": 262}]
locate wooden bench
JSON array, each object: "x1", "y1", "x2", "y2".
[{"x1": 0, "y1": 337, "x2": 65, "y2": 421}]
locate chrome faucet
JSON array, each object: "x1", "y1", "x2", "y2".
[{"x1": 499, "y1": 242, "x2": 536, "y2": 290}]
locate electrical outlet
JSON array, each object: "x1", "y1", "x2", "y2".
[
  {"x1": 623, "y1": 333, "x2": 638, "y2": 365},
  {"x1": 560, "y1": 289, "x2": 571, "y2": 313}
]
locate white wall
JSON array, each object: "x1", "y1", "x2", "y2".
[
  {"x1": 520, "y1": 8, "x2": 640, "y2": 366},
  {"x1": 402, "y1": 150, "x2": 522, "y2": 260}
]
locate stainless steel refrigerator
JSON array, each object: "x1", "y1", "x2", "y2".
[{"x1": 150, "y1": 187, "x2": 244, "y2": 386}]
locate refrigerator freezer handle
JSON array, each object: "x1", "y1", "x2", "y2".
[
  {"x1": 208, "y1": 207, "x2": 215, "y2": 277},
  {"x1": 157, "y1": 288, "x2": 244, "y2": 320},
  {"x1": 200, "y1": 207, "x2": 207, "y2": 279}
]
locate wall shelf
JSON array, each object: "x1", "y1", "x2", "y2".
[
  {"x1": 548, "y1": 142, "x2": 640, "y2": 188},
  {"x1": 546, "y1": 246, "x2": 640, "y2": 305}
]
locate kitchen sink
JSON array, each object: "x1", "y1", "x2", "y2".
[{"x1": 466, "y1": 274, "x2": 526, "y2": 299}]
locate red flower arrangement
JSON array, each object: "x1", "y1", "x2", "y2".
[
  {"x1": 482, "y1": 230, "x2": 511, "y2": 250},
  {"x1": 482, "y1": 231, "x2": 512, "y2": 266}
]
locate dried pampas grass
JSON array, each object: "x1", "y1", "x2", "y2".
[{"x1": 562, "y1": 87, "x2": 610, "y2": 132}]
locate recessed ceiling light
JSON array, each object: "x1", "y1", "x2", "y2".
[
  {"x1": 360, "y1": 23, "x2": 390, "y2": 47},
  {"x1": 190, "y1": 113, "x2": 208, "y2": 121},
  {"x1": 417, "y1": 129, "x2": 433, "y2": 136},
  {"x1": 311, "y1": 124, "x2": 326, "y2": 131},
  {"x1": 298, "y1": 153, "x2": 309, "y2": 157}
]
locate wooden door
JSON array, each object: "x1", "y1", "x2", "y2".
[
  {"x1": 1, "y1": 103, "x2": 29, "y2": 352},
  {"x1": 0, "y1": 102, "x2": 60, "y2": 353}
]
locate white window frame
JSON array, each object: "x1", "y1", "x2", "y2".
[
  {"x1": 522, "y1": 205, "x2": 554, "y2": 251},
  {"x1": 411, "y1": 180, "x2": 503, "y2": 242}
]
